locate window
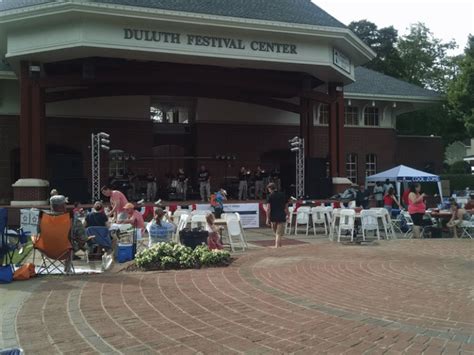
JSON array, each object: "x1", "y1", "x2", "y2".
[
  {"x1": 344, "y1": 106, "x2": 359, "y2": 125},
  {"x1": 364, "y1": 107, "x2": 379, "y2": 126},
  {"x1": 150, "y1": 97, "x2": 195, "y2": 124},
  {"x1": 346, "y1": 153, "x2": 358, "y2": 183},
  {"x1": 366, "y1": 154, "x2": 377, "y2": 176},
  {"x1": 319, "y1": 104, "x2": 329, "y2": 125}
]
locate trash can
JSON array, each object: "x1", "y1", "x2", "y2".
[{"x1": 179, "y1": 228, "x2": 208, "y2": 249}]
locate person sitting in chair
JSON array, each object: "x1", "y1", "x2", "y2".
[
  {"x1": 116, "y1": 203, "x2": 145, "y2": 235},
  {"x1": 447, "y1": 200, "x2": 470, "y2": 238},
  {"x1": 49, "y1": 195, "x2": 91, "y2": 260},
  {"x1": 148, "y1": 208, "x2": 176, "y2": 245},
  {"x1": 84, "y1": 201, "x2": 109, "y2": 228}
]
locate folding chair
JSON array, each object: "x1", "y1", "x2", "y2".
[
  {"x1": 222, "y1": 213, "x2": 248, "y2": 248},
  {"x1": 360, "y1": 209, "x2": 380, "y2": 241},
  {"x1": 0, "y1": 208, "x2": 27, "y2": 266},
  {"x1": 85, "y1": 227, "x2": 113, "y2": 263},
  {"x1": 284, "y1": 206, "x2": 294, "y2": 235},
  {"x1": 148, "y1": 222, "x2": 175, "y2": 246},
  {"x1": 294, "y1": 207, "x2": 310, "y2": 236},
  {"x1": 32, "y1": 211, "x2": 75, "y2": 275},
  {"x1": 174, "y1": 214, "x2": 189, "y2": 243},
  {"x1": 400, "y1": 211, "x2": 414, "y2": 239},
  {"x1": 337, "y1": 209, "x2": 355, "y2": 242},
  {"x1": 226, "y1": 218, "x2": 246, "y2": 252},
  {"x1": 191, "y1": 214, "x2": 207, "y2": 229},
  {"x1": 460, "y1": 216, "x2": 474, "y2": 239},
  {"x1": 311, "y1": 206, "x2": 328, "y2": 236}
]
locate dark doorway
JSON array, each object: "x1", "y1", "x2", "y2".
[{"x1": 47, "y1": 145, "x2": 88, "y2": 203}]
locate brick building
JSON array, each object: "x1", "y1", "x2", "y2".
[{"x1": 0, "y1": 0, "x2": 442, "y2": 204}]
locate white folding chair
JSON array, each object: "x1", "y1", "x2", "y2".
[
  {"x1": 348, "y1": 201, "x2": 356, "y2": 209},
  {"x1": 400, "y1": 211, "x2": 414, "y2": 239},
  {"x1": 337, "y1": 209, "x2": 355, "y2": 242},
  {"x1": 285, "y1": 206, "x2": 294, "y2": 235},
  {"x1": 294, "y1": 207, "x2": 310, "y2": 236},
  {"x1": 173, "y1": 209, "x2": 190, "y2": 223},
  {"x1": 226, "y1": 218, "x2": 246, "y2": 252},
  {"x1": 173, "y1": 214, "x2": 189, "y2": 243},
  {"x1": 191, "y1": 214, "x2": 207, "y2": 229},
  {"x1": 329, "y1": 208, "x2": 341, "y2": 241},
  {"x1": 460, "y1": 215, "x2": 474, "y2": 239},
  {"x1": 192, "y1": 210, "x2": 212, "y2": 216},
  {"x1": 222, "y1": 213, "x2": 248, "y2": 247},
  {"x1": 311, "y1": 206, "x2": 328, "y2": 236},
  {"x1": 360, "y1": 209, "x2": 380, "y2": 241}
]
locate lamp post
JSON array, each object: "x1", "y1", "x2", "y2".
[
  {"x1": 289, "y1": 136, "x2": 305, "y2": 198},
  {"x1": 91, "y1": 132, "x2": 110, "y2": 202}
]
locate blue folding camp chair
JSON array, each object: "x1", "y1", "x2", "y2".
[
  {"x1": 85, "y1": 226, "x2": 113, "y2": 263},
  {"x1": 0, "y1": 208, "x2": 25, "y2": 267}
]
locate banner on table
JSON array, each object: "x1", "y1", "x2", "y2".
[{"x1": 195, "y1": 203, "x2": 260, "y2": 228}]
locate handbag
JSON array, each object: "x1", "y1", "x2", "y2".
[{"x1": 0, "y1": 265, "x2": 14, "y2": 284}]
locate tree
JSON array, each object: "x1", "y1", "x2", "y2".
[
  {"x1": 348, "y1": 20, "x2": 405, "y2": 78},
  {"x1": 398, "y1": 23, "x2": 457, "y2": 92},
  {"x1": 447, "y1": 35, "x2": 474, "y2": 136}
]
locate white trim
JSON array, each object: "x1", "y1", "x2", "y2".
[
  {"x1": 0, "y1": 70, "x2": 17, "y2": 80},
  {"x1": 0, "y1": 0, "x2": 375, "y2": 63},
  {"x1": 11, "y1": 178, "x2": 50, "y2": 188},
  {"x1": 10, "y1": 200, "x2": 49, "y2": 207},
  {"x1": 345, "y1": 92, "x2": 440, "y2": 104}
]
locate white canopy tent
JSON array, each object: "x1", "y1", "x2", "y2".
[{"x1": 366, "y1": 165, "x2": 443, "y2": 201}]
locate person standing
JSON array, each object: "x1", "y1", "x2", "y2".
[
  {"x1": 101, "y1": 185, "x2": 129, "y2": 221},
  {"x1": 238, "y1": 167, "x2": 249, "y2": 200},
  {"x1": 383, "y1": 179, "x2": 394, "y2": 194},
  {"x1": 145, "y1": 171, "x2": 157, "y2": 202},
  {"x1": 373, "y1": 182, "x2": 384, "y2": 207},
  {"x1": 176, "y1": 168, "x2": 188, "y2": 201},
  {"x1": 356, "y1": 185, "x2": 371, "y2": 209},
  {"x1": 198, "y1": 165, "x2": 211, "y2": 202},
  {"x1": 407, "y1": 183, "x2": 426, "y2": 239},
  {"x1": 254, "y1": 166, "x2": 264, "y2": 200},
  {"x1": 383, "y1": 187, "x2": 401, "y2": 216},
  {"x1": 266, "y1": 183, "x2": 289, "y2": 248}
]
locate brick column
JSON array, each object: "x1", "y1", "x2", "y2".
[
  {"x1": 11, "y1": 61, "x2": 48, "y2": 206},
  {"x1": 328, "y1": 83, "x2": 345, "y2": 177}
]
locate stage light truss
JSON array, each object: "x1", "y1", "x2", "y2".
[
  {"x1": 289, "y1": 137, "x2": 305, "y2": 198},
  {"x1": 91, "y1": 132, "x2": 110, "y2": 202}
]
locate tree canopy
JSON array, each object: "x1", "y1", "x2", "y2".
[{"x1": 349, "y1": 20, "x2": 470, "y2": 144}]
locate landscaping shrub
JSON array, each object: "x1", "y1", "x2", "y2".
[
  {"x1": 441, "y1": 174, "x2": 474, "y2": 192},
  {"x1": 134, "y1": 242, "x2": 231, "y2": 270}
]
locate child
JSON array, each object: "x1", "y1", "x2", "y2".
[{"x1": 206, "y1": 213, "x2": 223, "y2": 250}]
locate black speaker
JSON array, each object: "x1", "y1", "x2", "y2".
[{"x1": 306, "y1": 158, "x2": 332, "y2": 199}]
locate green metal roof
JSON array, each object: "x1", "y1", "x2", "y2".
[
  {"x1": 0, "y1": 0, "x2": 347, "y2": 28},
  {"x1": 345, "y1": 67, "x2": 440, "y2": 99}
]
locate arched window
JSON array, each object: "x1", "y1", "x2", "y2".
[
  {"x1": 345, "y1": 106, "x2": 359, "y2": 125},
  {"x1": 364, "y1": 107, "x2": 379, "y2": 126},
  {"x1": 346, "y1": 153, "x2": 358, "y2": 183},
  {"x1": 319, "y1": 104, "x2": 329, "y2": 125},
  {"x1": 365, "y1": 154, "x2": 377, "y2": 176}
]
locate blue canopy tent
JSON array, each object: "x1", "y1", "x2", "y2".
[{"x1": 365, "y1": 165, "x2": 442, "y2": 201}]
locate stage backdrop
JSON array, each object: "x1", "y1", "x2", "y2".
[{"x1": 195, "y1": 203, "x2": 260, "y2": 228}]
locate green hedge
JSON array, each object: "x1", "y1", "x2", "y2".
[
  {"x1": 441, "y1": 174, "x2": 474, "y2": 192},
  {"x1": 134, "y1": 242, "x2": 231, "y2": 270}
]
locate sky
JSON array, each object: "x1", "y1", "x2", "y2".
[{"x1": 313, "y1": 0, "x2": 473, "y2": 54}]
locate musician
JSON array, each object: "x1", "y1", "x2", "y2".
[
  {"x1": 176, "y1": 168, "x2": 188, "y2": 201},
  {"x1": 198, "y1": 165, "x2": 211, "y2": 202},
  {"x1": 145, "y1": 171, "x2": 157, "y2": 202},
  {"x1": 254, "y1": 166, "x2": 265, "y2": 200},
  {"x1": 238, "y1": 166, "x2": 250, "y2": 200}
]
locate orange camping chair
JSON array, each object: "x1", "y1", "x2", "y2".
[{"x1": 32, "y1": 211, "x2": 74, "y2": 275}]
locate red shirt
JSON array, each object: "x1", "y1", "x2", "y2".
[
  {"x1": 130, "y1": 210, "x2": 145, "y2": 231},
  {"x1": 383, "y1": 195, "x2": 395, "y2": 206},
  {"x1": 110, "y1": 190, "x2": 128, "y2": 213},
  {"x1": 402, "y1": 190, "x2": 410, "y2": 206}
]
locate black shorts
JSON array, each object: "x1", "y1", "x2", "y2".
[{"x1": 410, "y1": 213, "x2": 424, "y2": 226}]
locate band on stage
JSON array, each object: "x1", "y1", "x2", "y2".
[{"x1": 108, "y1": 166, "x2": 281, "y2": 202}]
